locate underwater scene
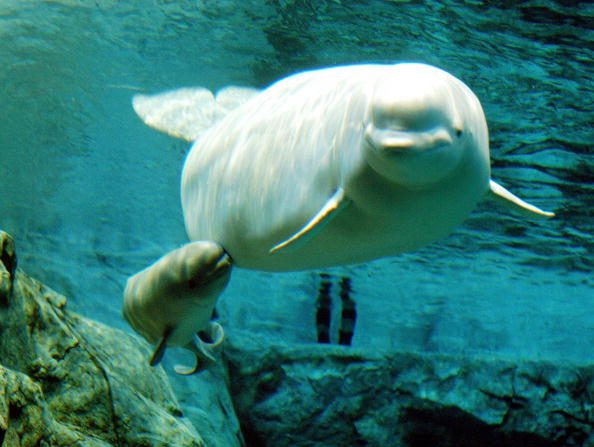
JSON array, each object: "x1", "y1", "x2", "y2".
[{"x1": 0, "y1": 0, "x2": 592, "y2": 446}]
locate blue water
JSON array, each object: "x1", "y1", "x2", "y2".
[{"x1": 0, "y1": 0, "x2": 592, "y2": 371}]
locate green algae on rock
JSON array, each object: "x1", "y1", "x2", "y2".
[{"x1": 0, "y1": 230, "x2": 203, "y2": 447}]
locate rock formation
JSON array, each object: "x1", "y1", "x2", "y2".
[
  {"x1": 225, "y1": 332, "x2": 594, "y2": 447},
  {"x1": 0, "y1": 231, "x2": 203, "y2": 446}
]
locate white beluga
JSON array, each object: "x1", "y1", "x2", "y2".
[{"x1": 124, "y1": 63, "x2": 554, "y2": 373}]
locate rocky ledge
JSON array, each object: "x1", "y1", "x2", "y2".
[
  {"x1": 0, "y1": 231, "x2": 203, "y2": 446},
  {"x1": 225, "y1": 333, "x2": 594, "y2": 447}
]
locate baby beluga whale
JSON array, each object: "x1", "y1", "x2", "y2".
[
  {"x1": 123, "y1": 241, "x2": 230, "y2": 374},
  {"x1": 124, "y1": 63, "x2": 554, "y2": 374}
]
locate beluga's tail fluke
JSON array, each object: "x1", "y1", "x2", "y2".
[{"x1": 132, "y1": 86, "x2": 260, "y2": 141}]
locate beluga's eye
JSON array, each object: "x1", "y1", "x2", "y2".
[{"x1": 455, "y1": 127, "x2": 463, "y2": 138}]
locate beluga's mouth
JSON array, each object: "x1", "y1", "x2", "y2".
[{"x1": 364, "y1": 123, "x2": 454, "y2": 156}]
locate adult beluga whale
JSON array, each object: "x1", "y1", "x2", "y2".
[{"x1": 124, "y1": 63, "x2": 554, "y2": 374}]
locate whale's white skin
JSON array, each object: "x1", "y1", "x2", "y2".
[
  {"x1": 180, "y1": 64, "x2": 490, "y2": 270},
  {"x1": 127, "y1": 63, "x2": 554, "y2": 372}
]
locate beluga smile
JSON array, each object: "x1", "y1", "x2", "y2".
[
  {"x1": 364, "y1": 124, "x2": 454, "y2": 155},
  {"x1": 361, "y1": 64, "x2": 470, "y2": 187}
]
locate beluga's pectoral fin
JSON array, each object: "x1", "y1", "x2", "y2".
[
  {"x1": 269, "y1": 188, "x2": 351, "y2": 255},
  {"x1": 149, "y1": 326, "x2": 173, "y2": 367},
  {"x1": 174, "y1": 321, "x2": 225, "y2": 375},
  {"x1": 489, "y1": 180, "x2": 555, "y2": 218}
]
